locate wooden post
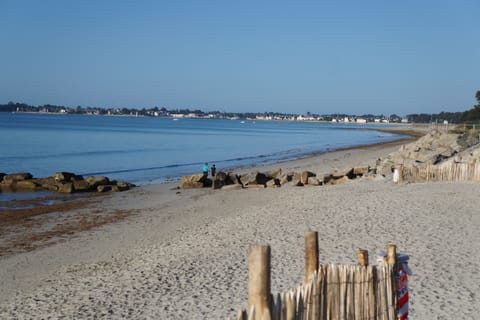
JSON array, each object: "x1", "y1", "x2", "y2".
[
  {"x1": 357, "y1": 249, "x2": 369, "y2": 266},
  {"x1": 286, "y1": 291, "x2": 295, "y2": 320},
  {"x1": 304, "y1": 231, "x2": 319, "y2": 283},
  {"x1": 387, "y1": 243, "x2": 398, "y2": 318},
  {"x1": 386, "y1": 244, "x2": 397, "y2": 266},
  {"x1": 248, "y1": 245, "x2": 271, "y2": 320}
]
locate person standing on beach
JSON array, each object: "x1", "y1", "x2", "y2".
[
  {"x1": 203, "y1": 163, "x2": 209, "y2": 177},
  {"x1": 211, "y1": 164, "x2": 216, "y2": 177}
]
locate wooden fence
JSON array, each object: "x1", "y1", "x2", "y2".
[
  {"x1": 228, "y1": 232, "x2": 400, "y2": 320},
  {"x1": 400, "y1": 160, "x2": 480, "y2": 183}
]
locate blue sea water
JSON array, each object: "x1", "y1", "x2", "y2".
[{"x1": 0, "y1": 113, "x2": 405, "y2": 187}]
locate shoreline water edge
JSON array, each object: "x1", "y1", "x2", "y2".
[
  {"x1": 0, "y1": 112, "x2": 422, "y2": 187},
  {"x1": 3, "y1": 124, "x2": 478, "y2": 319},
  {"x1": 0, "y1": 125, "x2": 421, "y2": 209},
  {"x1": 0, "y1": 125, "x2": 424, "y2": 258}
]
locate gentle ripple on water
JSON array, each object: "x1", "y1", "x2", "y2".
[{"x1": 0, "y1": 113, "x2": 406, "y2": 186}]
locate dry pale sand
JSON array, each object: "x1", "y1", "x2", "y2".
[{"x1": 1, "y1": 135, "x2": 479, "y2": 319}]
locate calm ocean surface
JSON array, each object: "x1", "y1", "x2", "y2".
[{"x1": 0, "y1": 113, "x2": 404, "y2": 186}]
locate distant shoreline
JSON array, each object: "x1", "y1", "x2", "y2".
[{"x1": 8, "y1": 110, "x2": 416, "y2": 124}]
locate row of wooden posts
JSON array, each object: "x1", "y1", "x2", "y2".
[
  {"x1": 228, "y1": 231, "x2": 400, "y2": 320},
  {"x1": 400, "y1": 161, "x2": 480, "y2": 183}
]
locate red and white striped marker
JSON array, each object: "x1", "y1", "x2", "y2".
[{"x1": 397, "y1": 263, "x2": 409, "y2": 320}]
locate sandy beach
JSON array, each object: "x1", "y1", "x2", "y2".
[{"x1": 1, "y1": 129, "x2": 479, "y2": 319}]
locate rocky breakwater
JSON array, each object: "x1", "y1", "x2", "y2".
[
  {"x1": 181, "y1": 165, "x2": 375, "y2": 191},
  {"x1": 376, "y1": 129, "x2": 480, "y2": 183},
  {"x1": 0, "y1": 171, "x2": 135, "y2": 194}
]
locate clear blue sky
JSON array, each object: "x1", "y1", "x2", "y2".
[{"x1": 1, "y1": 1, "x2": 479, "y2": 116}]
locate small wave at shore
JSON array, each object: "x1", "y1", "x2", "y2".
[
  {"x1": 0, "y1": 114, "x2": 408, "y2": 186},
  {"x1": 79, "y1": 146, "x2": 313, "y2": 185}
]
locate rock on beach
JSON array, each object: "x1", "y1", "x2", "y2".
[{"x1": 0, "y1": 171, "x2": 135, "y2": 194}]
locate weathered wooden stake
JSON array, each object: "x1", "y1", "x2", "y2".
[
  {"x1": 357, "y1": 249, "x2": 369, "y2": 266},
  {"x1": 386, "y1": 244, "x2": 397, "y2": 266},
  {"x1": 248, "y1": 245, "x2": 271, "y2": 320},
  {"x1": 286, "y1": 292, "x2": 295, "y2": 320},
  {"x1": 387, "y1": 243, "x2": 398, "y2": 318},
  {"x1": 304, "y1": 231, "x2": 319, "y2": 283}
]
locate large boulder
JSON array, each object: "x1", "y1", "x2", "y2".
[
  {"x1": 300, "y1": 171, "x2": 316, "y2": 185},
  {"x1": 332, "y1": 168, "x2": 354, "y2": 179},
  {"x1": 266, "y1": 178, "x2": 281, "y2": 188},
  {"x1": 14, "y1": 180, "x2": 37, "y2": 190},
  {"x1": 264, "y1": 168, "x2": 283, "y2": 180},
  {"x1": 226, "y1": 172, "x2": 241, "y2": 185},
  {"x1": 280, "y1": 172, "x2": 298, "y2": 186},
  {"x1": 181, "y1": 173, "x2": 210, "y2": 189},
  {"x1": 54, "y1": 172, "x2": 83, "y2": 182},
  {"x1": 0, "y1": 179, "x2": 14, "y2": 189},
  {"x1": 32, "y1": 177, "x2": 57, "y2": 191},
  {"x1": 57, "y1": 182, "x2": 74, "y2": 193},
  {"x1": 317, "y1": 173, "x2": 333, "y2": 184},
  {"x1": 3, "y1": 172, "x2": 33, "y2": 182},
  {"x1": 353, "y1": 166, "x2": 369, "y2": 176},
  {"x1": 212, "y1": 171, "x2": 228, "y2": 189},
  {"x1": 97, "y1": 185, "x2": 112, "y2": 193},
  {"x1": 280, "y1": 172, "x2": 304, "y2": 187},
  {"x1": 73, "y1": 179, "x2": 93, "y2": 192},
  {"x1": 112, "y1": 181, "x2": 134, "y2": 192},
  {"x1": 307, "y1": 177, "x2": 321, "y2": 186},
  {"x1": 86, "y1": 176, "x2": 110, "y2": 188},
  {"x1": 239, "y1": 171, "x2": 270, "y2": 186},
  {"x1": 31, "y1": 177, "x2": 53, "y2": 186},
  {"x1": 42, "y1": 182, "x2": 60, "y2": 192}
]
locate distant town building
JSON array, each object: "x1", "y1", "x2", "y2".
[
  {"x1": 256, "y1": 115, "x2": 272, "y2": 120},
  {"x1": 356, "y1": 118, "x2": 367, "y2": 124}
]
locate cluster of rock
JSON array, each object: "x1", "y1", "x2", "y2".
[
  {"x1": 376, "y1": 129, "x2": 480, "y2": 182},
  {"x1": 182, "y1": 129, "x2": 480, "y2": 190},
  {"x1": 0, "y1": 172, "x2": 135, "y2": 194},
  {"x1": 181, "y1": 166, "x2": 375, "y2": 190}
]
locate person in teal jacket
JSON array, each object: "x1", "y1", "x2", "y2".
[{"x1": 203, "y1": 163, "x2": 209, "y2": 176}]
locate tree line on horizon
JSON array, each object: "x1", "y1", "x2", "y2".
[
  {"x1": 407, "y1": 90, "x2": 480, "y2": 123},
  {"x1": 1, "y1": 90, "x2": 479, "y2": 123}
]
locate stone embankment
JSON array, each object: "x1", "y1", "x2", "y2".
[{"x1": 0, "y1": 172, "x2": 135, "y2": 194}]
